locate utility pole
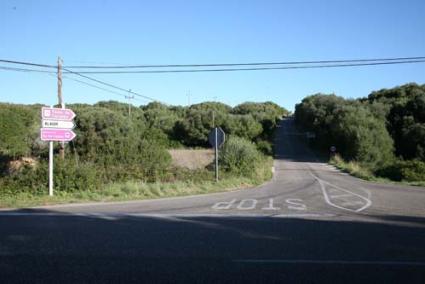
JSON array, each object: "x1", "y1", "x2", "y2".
[
  {"x1": 57, "y1": 56, "x2": 65, "y2": 159},
  {"x1": 125, "y1": 91, "x2": 134, "y2": 117},
  {"x1": 187, "y1": 90, "x2": 191, "y2": 106}
]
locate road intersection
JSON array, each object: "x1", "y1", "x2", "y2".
[{"x1": 1, "y1": 118, "x2": 425, "y2": 283}]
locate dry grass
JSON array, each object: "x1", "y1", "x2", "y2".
[{"x1": 168, "y1": 149, "x2": 214, "y2": 170}]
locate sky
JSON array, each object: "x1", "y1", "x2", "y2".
[{"x1": 0, "y1": 0, "x2": 424, "y2": 111}]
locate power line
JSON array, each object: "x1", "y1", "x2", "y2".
[
  {"x1": 45, "y1": 72, "x2": 144, "y2": 102},
  {"x1": 63, "y1": 56, "x2": 425, "y2": 69},
  {"x1": 0, "y1": 65, "x2": 56, "y2": 73},
  {"x1": 62, "y1": 67, "x2": 164, "y2": 103},
  {"x1": 62, "y1": 75, "x2": 145, "y2": 102},
  {"x1": 0, "y1": 59, "x2": 56, "y2": 68},
  {"x1": 0, "y1": 65, "x2": 151, "y2": 102},
  {"x1": 59, "y1": 59, "x2": 425, "y2": 74},
  {"x1": 2, "y1": 56, "x2": 425, "y2": 71},
  {"x1": 1, "y1": 59, "x2": 424, "y2": 75}
]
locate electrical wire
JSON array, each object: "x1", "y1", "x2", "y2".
[
  {"x1": 59, "y1": 59, "x2": 425, "y2": 74},
  {"x1": 62, "y1": 67, "x2": 165, "y2": 103},
  {"x1": 63, "y1": 56, "x2": 425, "y2": 69},
  {"x1": 0, "y1": 59, "x2": 56, "y2": 68},
  {"x1": 62, "y1": 75, "x2": 145, "y2": 102},
  {"x1": 0, "y1": 65, "x2": 56, "y2": 73},
  {"x1": 2, "y1": 56, "x2": 425, "y2": 71}
]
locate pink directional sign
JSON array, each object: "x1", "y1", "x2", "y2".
[
  {"x1": 42, "y1": 107, "x2": 76, "y2": 121},
  {"x1": 40, "y1": 128, "x2": 76, "y2": 142}
]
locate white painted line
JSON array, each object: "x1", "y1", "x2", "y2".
[
  {"x1": 285, "y1": 199, "x2": 307, "y2": 210},
  {"x1": 233, "y1": 259, "x2": 425, "y2": 266},
  {"x1": 261, "y1": 198, "x2": 281, "y2": 210},
  {"x1": 341, "y1": 201, "x2": 365, "y2": 206},
  {"x1": 236, "y1": 199, "x2": 258, "y2": 210},
  {"x1": 212, "y1": 199, "x2": 237, "y2": 210},
  {"x1": 329, "y1": 194, "x2": 353, "y2": 199},
  {"x1": 309, "y1": 173, "x2": 372, "y2": 213}
]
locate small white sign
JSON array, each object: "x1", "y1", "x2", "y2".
[{"x1": 42, "y1": 119, "x2": 75, "y2": 129}]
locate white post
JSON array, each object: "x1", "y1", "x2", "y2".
[
  {"x1": 48, "y1": 141, "x2": 54, "y2": 196},
  {"x1": 215, "y1": 127, "x2": 218, "y2": 182}
]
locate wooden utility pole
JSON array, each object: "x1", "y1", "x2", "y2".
[
  {"x1": 126, "y1": 91, "x2": 134, "y2": 117},
  {"x1": 57, "y1": 56, "x2": 65, "y2": 159},
  {"x1": 187, "y1": 90, "x2": 191, "y2": 106}
]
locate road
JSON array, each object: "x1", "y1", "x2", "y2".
[{"x1": 1, "y1": 118, "x2": 425, "y2": 283}]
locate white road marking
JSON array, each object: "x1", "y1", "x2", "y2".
[
  {"x1": 261, "y1": 198, "x2": 281, "y2": 210},
  {"x1": 341, "y1": 201, "x2": 366, "y2": 206},
  {"x1": 237, "y1": 199, "x2": 258, "y2": 210},
  {"x1": 329, "y1": 194, "x2": 353, "y2": 199},
  {"x1": 212, "y1": 198, "x2": 308, "y2": 211},
  {"x1": 285, "y1": 199, "x2": 307, "y2": 210},
  {"x1": 212, "y1": 199, "x2": 237, "y2": 210},
  {"x1": 309, "y1": 173, "x2": 372, "y2": 213},
  {"x1": 233, "y1": 259, "x2": 425, "y2": 266}
]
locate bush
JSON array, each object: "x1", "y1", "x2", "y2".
[
  {"x1": 295, "y1": 94, "x2": 394, "y2": 168},
  {"x1": 256, "y1": 140, "x2": 273, "y2": 156},
  {"x1": 400, "y1": 160, "x2": 425, "y2": 181},
  {"x1": 219, "y1": 136, "x2": 263, "y2": 176},
  {"x1": 0, "y1": 104, "x2": 39, "y2": 158},
  {"x1": 55, "y1": 160, "x2": 101, "y2": 192},
  {"x1": 376, "y1": 160, "x2": 425, "y2": 182},
  {"x1": 0, "y1": 162, "x2": 48, "y2": 195}
]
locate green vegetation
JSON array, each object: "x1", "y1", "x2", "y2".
[
  {"x1": 0, "y1": 101, "x2": 286, "y2": 207},
  {"x1": 0, "y1": 171, "x2": 271, "y2": 208},
  {"x1": 295, "y1": 83, "x2": 425, "y2": 185}
]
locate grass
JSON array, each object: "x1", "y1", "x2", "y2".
[
  {"x1": 329, "y1": 155, "x2": 374, "y2": 180},
  {"x1": 0, "y1": 158, "x2": 273, "y2": 208},
  {"x1": 329, "y1": 155, "x2": 425, "y2": 187}
]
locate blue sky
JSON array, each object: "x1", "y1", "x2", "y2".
[{"x1": 0, "y1": 0, "x2": 424, "y2": 111}]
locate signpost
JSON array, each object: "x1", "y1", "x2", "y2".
[
  {"x1": 42, "y1": 107, "x2": 76, "y2": 121},
  {"x1": 40, "y1": 106, "x2": 76, "y2": 196},
  {"x1": 40, "y1": 128, "x2": 76, "y2": 142},
  {"x1": 208, "y1": 127, "x2": 225, "y2": 182},
  {"x1": 330, "y1": 145, "x2": 337, "y2": 158},
  {"x1": 42, "y1": 120, "x2": 75, "y2": 129}
]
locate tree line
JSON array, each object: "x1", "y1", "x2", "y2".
[
  {"x1": 295, "y1": 83, "x2": 425, "y2": 182},
  {"x1": 0, "y1": 100, "x2": 287, "y2": 194}
]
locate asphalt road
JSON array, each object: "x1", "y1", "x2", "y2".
[{"x1": 1, "y1": 118, "x2": 425, "y2": 283}]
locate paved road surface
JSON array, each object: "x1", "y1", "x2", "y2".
[{"x1": 1, "y1": 118, "x2": 425, "y2": 283}]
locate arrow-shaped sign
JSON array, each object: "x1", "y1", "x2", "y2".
[
  {"x1": 40, "y1": 128, "x2": 76, "y2": 142},
  {"x1": 42, "y1": 119, "x2": 75, "y2": 129},
  {"x1": 41, "y1": 107, "x2": 76, "y2": 121}
]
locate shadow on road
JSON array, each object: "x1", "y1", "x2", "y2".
[{"x1": 1, "y1": 208, "x2": 425, "y2": 283}]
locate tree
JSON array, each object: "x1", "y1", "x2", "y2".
[{"x1": 0, "y1": 104, "x2": 38, "y2": 158}]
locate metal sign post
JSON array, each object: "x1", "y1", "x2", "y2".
[
  {"x1": 48, "y1": 141, "x2": 53, "y2": 196},
  {"x1": 208, "y1": 127, "x2": 226, "y2": 182}
]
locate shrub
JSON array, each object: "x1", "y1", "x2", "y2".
[
  {"x1": 219, "y1": 136, "x2": 263, "y2": 176},
  {"x1": 400, "y1": 160, "x2": 425, "y2": 182},
  {"x1": 256, "y1": 140, "x2": 273, "y2": 156},
  {"x1": 0, "y1": 162, "x2": 48, "y2": 195},
  {"x1": 376, "y1": 160, "x2": 425, "y2": 182},
  {"x1": 54, "y1": 160, "x2": 101, "y2": 192}
]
